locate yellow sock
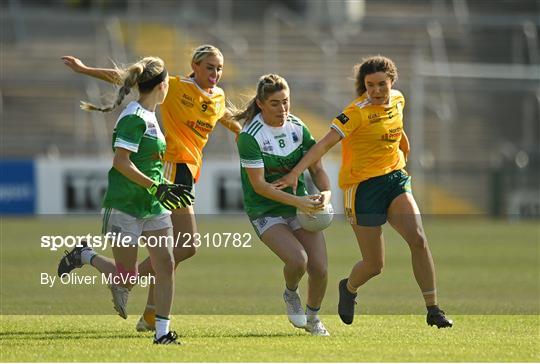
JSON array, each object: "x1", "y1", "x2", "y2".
[
  {"x1": 143, "y1": 306, "x2": 156, "y2": 326},
  {"x1": 422, "y1": 289, "x2": 437, "y2": 307}
]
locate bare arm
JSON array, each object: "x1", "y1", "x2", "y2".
[
  {"x1": 273, "y1": 129, "x2": 342, "y2": 193},
  {"x1": 113, "y1": 148, "x2": 154, "y2": 189},
  {"x1": 245, "y1": 167, "x2": 322, "y2": 215},
  {"x1": 61, "y1": 56, "x2": 122, "y2": 84},
  {"x1": 400, "y1": 130, "x2": 410, "y2": 162},
  {"x1": 307, "y1": 159, "x2": 332, "y2": 206},
  {"x1": 218, "y1": 109, "x2": 242, "y2": 136}
]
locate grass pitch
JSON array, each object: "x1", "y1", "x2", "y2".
[
  {"x1": 1, "y1": 315, "x2": 538, "y2": 362},
  {"x1": 1, "y1": 216, "x2": 539, "y2": 361}
]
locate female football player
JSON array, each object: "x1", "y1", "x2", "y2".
[
  {"x1": 235, "y1": 74, "x2": 332, "y2": 336},
  {"x1": 77, "y1": 56, "x2": 193, "y2": 344},
  {"x1": 273, "y1": 56, "x2": 453, "y2": 329},
  {"x1": 59, "y1": 45, "x2": 241, "y2": 331}
]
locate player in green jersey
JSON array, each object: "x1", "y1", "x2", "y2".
[
  {"x1": 58, "y1": 56, "x2": 193, "y2": 344},
  {"x1": 235, "y1": 74, "x2": 332, "y2": 336}
]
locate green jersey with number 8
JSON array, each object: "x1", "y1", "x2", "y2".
[{"x1": 237, "y1": 113, "x2": 316, "y2": 218}]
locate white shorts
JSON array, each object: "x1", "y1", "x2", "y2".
[
  {"x1": 250, "y1": 215, "x2": 302, "y2": 237},
  {"x1": 101, "y1": 208, "x2": 172, "y2": 246}
]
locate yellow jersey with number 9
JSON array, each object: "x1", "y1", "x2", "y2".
[
  {"x1": 161, "y1": 76, "x2": 226, "y2": 181},
  {"x1": 330, "y1": 89, "x2": 406, "y2": 188}
]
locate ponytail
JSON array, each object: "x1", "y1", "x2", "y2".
[{"x1": 81, "y1": 57, "x2": 165, "y2": 113}]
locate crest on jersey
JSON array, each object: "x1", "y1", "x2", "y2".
[
  {"x1": 262, "y1": 139, "x2": 273, "y2": 152},
  {"x1": 146, "y1": 122, "x2": 158, "y2": 137},
  {"x1": 292, "y1": 132, "x2": 299, "y2": 143}
]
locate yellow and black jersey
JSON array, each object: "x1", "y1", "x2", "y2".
[
  {"x1": 161, "y1": 76, "x2": 226, "y2": 181},
  {"x1": 331, "y1": 89, "x2": 406, "y2": 188}
]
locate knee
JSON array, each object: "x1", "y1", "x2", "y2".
[
  {"x1": 365, "y1": 261, "x2": 384, "y2": 277},
  {"x1": 308, "y1": 262, "x2": 328, "y2": 282},
  {"x1": 286, "y1": 251, "x2": 308, "y2": 274},
  {"x1": 174, "y1": 245, "x2": 197, "y2": 263}
]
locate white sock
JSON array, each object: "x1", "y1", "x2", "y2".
[
  {"x1": 306, "y1": 305, "x2": 320, "y2": 322},
  {"x1": 285, "y1": 286, "x2": 298, "y2": 295},
  {"x1": 80, "y1": 248, "x2": 97, "y2": 265},
  {"x1": 155, "y1": 316, "x2": 170, "y2": 338}
]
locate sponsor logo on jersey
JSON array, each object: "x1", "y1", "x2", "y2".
[
  {"x1": 368, "y1": 113, "x2": 382, "y2": 124},
  {"x1": 336, "y1": 113, "x2": 349, "y2": 124},
  {"x1": 380, "y1": 127, "x2": 402, "y2": 142},
  {"x1": 181, "y1": 93, "x2": 194, "y2": 107},
  {"x1": 185, "y1": 119, "x2": 214, "y2": 137},
  {"x1": 274, "y1": 133, "x2": 286, "y2": 139}
]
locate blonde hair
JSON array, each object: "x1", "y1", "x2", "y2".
[
  {"x1": 81, "y1": 56, "x2": 165, "y2": 112},
  {"x1": 188, "y1": 44, "x2": 223, "y2": 77},
  {"x1": 354, "y1": 55, "x2": 398, "y2": 96},
  {"x1": 233, "y1": 74, "x2": 289, "y2": 126}
]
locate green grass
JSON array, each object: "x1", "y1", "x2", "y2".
[
  {"x1": 1, "y1": 217, "x2": 539, "y2": 361},
  {"x1": 1, "y1": 315, "x2": 538, "y2": 362}
]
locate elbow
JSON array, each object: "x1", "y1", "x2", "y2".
[
  {"x1": 112, "y1": 154, "x2": 127, "y2": 172},
  {"x1": 252, "y1": 182, "x2": 272, "y2": 197},
  {"x1": 252, "y1": 183, "x2": 265, "y2": 196}
]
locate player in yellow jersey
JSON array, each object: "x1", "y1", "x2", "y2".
[
  {"x1": 61, "y1": 45, "x2": 242, "y2": 331},
  {"x1": 273, "y1": 56, "x2": 452, "y2": 329}
]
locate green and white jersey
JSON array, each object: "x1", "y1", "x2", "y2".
[
  {"x1": 237, "y1": 113, "x2": 316, "y2": 219},
  {"x1": 102, "y1": 101, "x2": 167, "y2": 218}
]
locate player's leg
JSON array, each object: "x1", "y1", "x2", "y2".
[
  {"x1": 100, "y1": 208, "x2": 141, "y2": 319},
  {"x1": 348, "y1": 225, "x2": 385, "y2": 289},
  {"x1": 293, "y1": 227, "x2": 329, "y2": 336},
  {"x1": 387, "y1": 192, "x2": 452, "y2": 328},
  {"x1": 256, "y1": 219, "x2": 308, "y2": 328},
  {"x1": 338, "y1": 182, "x2": 386, "y2": 324},
  {"x1": 135, "y1": 207, "x2": 198, "y2": 331},
  {"x1": 142, "y1": 227, "x2": 178, "y2": 343},
  {"x1": 260, "y1": 223, "x2": 307, "y2": 292},
  {"x1": 109, "y1": 240, "x2": 138, "y2": 319},
  {"x1": 57, "y1": 208, "x2": 117, "y2": 277},
  {"x1": 336, "y1": 224, "x2": 385, "y2": 324},
  {"x1": 136, "y1": 163, "x2": 197, "y2": 331}
]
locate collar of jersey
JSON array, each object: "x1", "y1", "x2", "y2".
[
  {"x1": 255, "y1": 113, "x2": 287, "y2": 130},
  {"x1": 188, "y1": 77, "x2": 216, "y2": 98}
]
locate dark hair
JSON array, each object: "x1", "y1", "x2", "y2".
[
  {"x1": 354, "y1": 55, "x2": 398, "y2": 96},
  {"x1": 233, "y1": 74, "x2": 289, "y2": 125}
]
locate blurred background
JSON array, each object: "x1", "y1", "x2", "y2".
[{"x1": 1, "y1": 0, "x2": 539, "y2": 217}]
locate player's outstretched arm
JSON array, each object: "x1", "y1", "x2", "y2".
[
  {"x1": 307, "y1": 159, "x2": 332, "y2": 206},
  {"x1": 61, "y1": 56, "x2": 122, "y2": 84},
  {"x1": 273, "y1": 129, "x2": 341, "y2": 193},
  {"x1": 218, "y1": 110, "x2": 242, "y2": 136}
]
